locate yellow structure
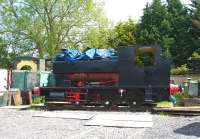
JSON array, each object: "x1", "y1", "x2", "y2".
[
  {"x1": 14, "y1": 57, "x2": 39, "y2": 71},
  {"x1": 14, "y1": 56, "x2": 50, "y2": 71},
  {"x1": 16, "y1": 60, "x2": 38, "y2": 72}
]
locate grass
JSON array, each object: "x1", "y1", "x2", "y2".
[
  {"x1": 156, "y1": 93, "x2": 184, "y2": 108},
  {"x1": 158, "y1": 111, "x2": 168, "y2": 116},
  {"x1": 156, "y1": 101, "x2": 174, "y2": 108}
]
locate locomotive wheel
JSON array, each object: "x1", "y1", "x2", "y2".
[
  {"x1": 128, "y1": 101, "x2": 137, "y2": 108},
  {"x1": 73, "y1": 101, "x2": 85, "y2": 107},
  {"x1": 103, "y1": 100, "x2": 112, "y2": 108}
]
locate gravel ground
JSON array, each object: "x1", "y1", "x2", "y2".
[{"x1": 0, "y1": 109, "x2": 200, "y2": 139}]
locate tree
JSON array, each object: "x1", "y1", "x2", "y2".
[
  {"x1": 167, "y1": 0, "x2": 194, "y2": 65},
  {"x1": 83, "y1": 7, "x2": 111, "y2": 49},
  {"x1": 137, "y1": 0, "x2": 195, "y2": 65},
  {"x1": 187, "y1": 0, "x2": 200, "y2": 70},
  {"x1": 0, "y1": 0, "x2": 107, "y2": 58},
  {"x1": 110, "y1": 18, "x2": 138, "y2": 48},
  {"x1": 0, "y1": 38, "x2": 11, "y2": 68},
  {"x1": 137, "y1": 0, "x2": 173, "y2": 58},
  {"x1": 191, "y1": 0, "x2": 200, "y2": 44},
  {"x1": 84, "y1": 27, "x2": 110, "y2": 49}
]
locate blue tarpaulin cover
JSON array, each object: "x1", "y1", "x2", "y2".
[{"x1": 55, "y1": 48, "x2": 117, "y2": 63}]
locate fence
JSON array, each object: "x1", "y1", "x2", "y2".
[{"x1": 11, "y1": 70, "x2": 53, "y2": 91}]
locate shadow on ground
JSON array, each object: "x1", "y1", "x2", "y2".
[{"x1": 174, "y1": 122, "x2": 200, "y2": 137}]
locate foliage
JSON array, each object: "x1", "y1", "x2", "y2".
[
  {"x1": 156, "y1": 93, "x2": 184, "y2": 108},
  {"x1": 110, "y1": 18, "x2": 138, "y2": 48},
  {"x1": 191, "y1": 0, "x2": 200, "y2": 39},
  {"x1": 135, "y1": 51, "x2": 154, "y2": 67},
  {"x1": 137, "y1": 0, "x2": 173, "y2": 58},
  {"x1": 186, "y1": 49, "x2": 200, "y2": 72},
  {"x1": 33, "y1": 96, "x2": 45, "y2": 104},
  {"x1": 167, "y1": 0, "x2": 195, "y2": 66},
  {"x1": 173, "y1": 93, "x2": 184, "y2": 106},
  {"x1": 0, "y1": 0, "x2": 107, "y2": 58},
  {"x1": 192, "y1": 51, "x2": 200, "y2": 58},
  {"x1": 171, "y1": 64, "x2": 188, "y2": 75},
  {"x1": 184, "y1": 0, "x2": 200, "y2": 71},
  {"x1": 158, "y1": 111, "x2": 168, "y2": 116},
  {"x1": 0, "y1": 0, "x2": 200, "y2": 68},
  {"x1": 190, "y1": 0, "x2": 200, "y2": 58},
  {"x1": 137, "y1": 0, "x2": 197, "y2": 65},
  {"x1": 0, "y1": 38, "x2": 12, "y2": 69},
  {"x1": 84, "y1": 27, "x2": 110, "y2": 49}
]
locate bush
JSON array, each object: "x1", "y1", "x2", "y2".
[
  {"x1": 171, "y1": 64, "x2": 188, "y2": 75},
  {"x1": 33, "y1": 96, "x2": 45, "y2": 104},
  {"x1": 156, "y1": 93, "x2": 184, "y2": 107},
  {"x1": 173, "y1": 93, "x2": 184, "y2": 106},
  {"x1": 192, "y1": 51, "x2": 200, "y2": 58}
]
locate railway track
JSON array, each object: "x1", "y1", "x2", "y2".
[
  {"x1": 44, "y1": 102, "x2": 154, "y2": 112},
  {"x1": 153, "y1": 107, "x2": 200, "y2": 116},
  {"x1": 43, "y1": 102, "x2": 200, "y2": 116},
  {"x1": 6, "y1": 102, "x2": 200, "y2": 116}
]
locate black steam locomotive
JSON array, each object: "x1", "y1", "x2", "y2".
[{"x1": 39, "y1": 45, "x2": 170, "y2": 107}]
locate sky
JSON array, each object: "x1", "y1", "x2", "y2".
[{"x1": 104, "y1": 0, "x2": 192, "y2": 23}]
